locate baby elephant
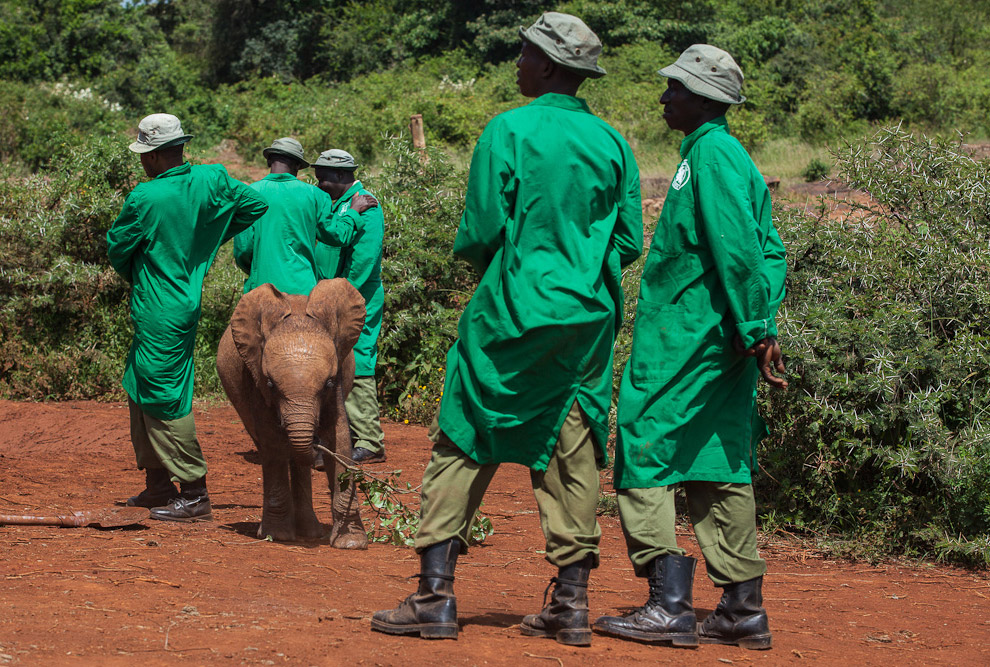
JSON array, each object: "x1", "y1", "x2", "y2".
[{"x1": 217, "y1": 279, "x2": 368, "y2": 548}]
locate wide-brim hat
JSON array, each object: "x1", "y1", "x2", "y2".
[
  {"x1": 659, "y1": 44, "x2": 746, "y2": 105},
  {"x1": 128, "y1": 113, "x2": 193, "y2": 153},
  {"x1": 263, "y1": 137, "x2": 310, "y2": 168},
  {"x1": 312, "y1": 149, "x2": 357, "y2": 170},
  {"x1": 519, "y1": 12, "x2": 606, "y2": 79}
]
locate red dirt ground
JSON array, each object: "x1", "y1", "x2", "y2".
[{"x1": 1, "y1": 400, "x2": 988, "y2": 666}]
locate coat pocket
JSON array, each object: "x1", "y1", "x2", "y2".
[{"x1": 629, "y1": 299, "x2": 691, "y2": 386}]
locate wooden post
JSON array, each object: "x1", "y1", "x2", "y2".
[{"x1": 409, "y1": 114, "x2": 426, "y2": 150}]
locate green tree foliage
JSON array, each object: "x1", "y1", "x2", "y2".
[
  {"x1": 0, "y1": 0, "x2": 164, "y2": 81},
  {"x1": 5, "y1": 0, "x2": 990, "y2": 144}
]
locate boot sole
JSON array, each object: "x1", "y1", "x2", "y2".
[
  {"x1": 370, "y1": 618, "x2": 457, "y2": 639},
  {"x1": 149, "y1": 512, "x2": 214, "y2": 523},
  {"x1": 700, "y1": 633, "x2": 772, "y2": 650},
  {"x1": 520, "y1": 624, "x2": 592, "y2": 647},
  {"x1": 125, "y1": 495, "x2": 178, "y2": 508},
  {"x1": 593, "y1": 624, "x2": 699, "y2": 647}
]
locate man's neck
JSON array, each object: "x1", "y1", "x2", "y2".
[
  {"x1": 530, "y1": 81, "x2": 580, "y2": 98},
  {"x1": 269, "y1": 163, "x2": 297, "y2": 176},
  {"x1": 680, "y1": 111, "x2": 725, "y2": 137}
]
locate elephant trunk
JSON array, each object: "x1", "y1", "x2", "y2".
[{"x1": 283, "y1": 405, "x2": 319, "y2": 465}]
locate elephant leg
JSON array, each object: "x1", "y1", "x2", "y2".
[
  {"x1": 326, "y1": 382, "x2": 368, "y2": 550},
  {"x1": 289, "y1": 458, "x2": 324, "y2": 541},
  {"x1": 327, "y1": 453, "x2": 368, "y2": 550},
  {"x1": 259, "y1": 458, "x2": 297, "y2": 542}
]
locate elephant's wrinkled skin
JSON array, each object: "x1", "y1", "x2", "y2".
[{"x1": 217, "y1": 279, "x2": 368, "y2": 548}]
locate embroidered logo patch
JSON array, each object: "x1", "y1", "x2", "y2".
[{"x1": 672, "y1": 159, "x2": 691, "y2": 191}]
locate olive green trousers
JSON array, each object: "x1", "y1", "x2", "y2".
[
  {"x1": 618, "y1": 482, "x2": 767, "y2": 586},
  {"x1": 345, "y1": 375, "x2": 385, "y2": 455},
  {"x1": 128, "y1": 398, "x2": 207, "y2": 483},
  {"x1": 414, "y1": 401, "x2": 602, "y2": 568}
]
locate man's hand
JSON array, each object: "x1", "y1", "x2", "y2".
[
  {"x1": 350, "y1": 194, "x2": 379, "y2": 214},
  {"x1": 733, "y1": 335, "x2": 788, "y2": 389}
]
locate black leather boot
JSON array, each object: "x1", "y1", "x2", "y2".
[
  {"x1": 698, "y1": 576, "x2": 772, "y2": 650},
  {"x1": 520, "y1": 554, "x2": 594, "y2": 646},
  {"x1": 150, "y1": 476, "x2": 213, "y2": 522},
  {"x1": 593, "y1": 554, "x2": 699, "y2": 646},
  {"x1": 371, "y1": 539, "x2": 459, "y2": 639},
  {"x1": 126, "y1": 468, "x2": 178, "y2": 508},
  {"x1": 351, "y1": 446, "x2": 387, "y2": 464}
]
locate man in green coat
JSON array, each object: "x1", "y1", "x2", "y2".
[
  {"x1": 592, "y1": 46, "x2": 787, "y2": 650},
  {"x1": 107, "y1": 113, "x2": 269, "y2": 522},
  {"x1": 233, "y1": 138, "x2": 367, "y2": 296},
  {"x1": 312, "y1": 149, "x2": 386, "y2": 464},
  {"x1": 373, "y1": 13, "x2": 643, "y2": 646}
]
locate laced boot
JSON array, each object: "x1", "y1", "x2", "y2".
[
  {"x1": 520, "y1": 554, "x2": 594, "y2": 646},
  {"x1": 126, "y1": 468, "x2": 178, "y2": 508},
  {"x1": 698, "y1": 576, "x2": 772, "y2": 650},
  {"x1": 593, "y1": 554, "x2": 699, "y2": 646},
  {"x1": 371, "y1": 539, "x2": 459, "y2": 639},
  {"x1": 150, "y1": 476, "x2": 213, "y2": 522}
]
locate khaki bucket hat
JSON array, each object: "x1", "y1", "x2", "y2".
[
  {"x1": 263, "y1": 137, "x2": 310, "y2": 168},
  {"x1": 519, "y1": 12, "x2": 606, "y2": 79},
  {"x1": 659, "y1": 44, "x2": 746, "y2": 105},
  {"x1": 128, "y1": 113, "x2": 193, "y2": 154},
  {"x1": 313, "y1": 149, "x2": 357, "y2": 170}
]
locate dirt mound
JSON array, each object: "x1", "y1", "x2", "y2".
[{"x1": 1, "y1": 400, "x2": 987, "y2": 665}]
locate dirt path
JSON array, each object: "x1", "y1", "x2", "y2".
[{"x1": 1, "y1": 400, "x2": 987, "y2": 665}]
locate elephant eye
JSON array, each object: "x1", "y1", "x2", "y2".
[
  {"x1": 325, "y1": 378, "x2": 335, "y2": 390},
  {"x1": 266, "y1": 379, "x2": 274, "y2": 388}
]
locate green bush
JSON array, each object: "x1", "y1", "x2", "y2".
[
  {"x1": 0, "y1": 137, "x2": 137, "y2": 399},
  {"x1": 762, "y1": 127, "x2": 990, "y2": 565},
  {"x1": 371, "y1": 136, "x2": 474, "y2": 423},
  {"x1": 0, "y1": 80, "x2": 126, "y2": 170},
  {"x1": 801, "y1": 157, "x2": 830, "y2": 182}
]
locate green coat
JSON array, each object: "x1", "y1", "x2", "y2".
[
  {"x1": 614, "y1": 118, "x2": 787, "y2": 489},
  {"x1": 107, "y1": 162, "x2": 268, "y2": 421},
  {"x1": 233, "y1": 173, "x2": 360, "y2": 295},
  {"x1": 438, "y1": 93, "x2": 643, "y2": 471},
  {"x1": 314, "y1": 180, "x2": 384, "y2": 377}
]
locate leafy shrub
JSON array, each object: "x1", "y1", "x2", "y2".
[
  {"x1": 371, "y1": 135, "x2": 475, "y2": 423},
  {"x1": 0, "y1": 80, "x2": 126, "y2": 170},
  {"x1": 762, "y1": 127, "x2": 990, "y2": 565},
  {"x1": 801, "y1": 157, "x2": 830, "y2": 182},
  {"x1": 0, "y1": 137, "x2": 138, "y2": 399}
]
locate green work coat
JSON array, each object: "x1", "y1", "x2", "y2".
[
  {"x1": 614, "y1": 117, "x2": 787, "y2": 489},
  {"x1": 107, "y1": 162, "x2": 268, "y2": 421},
  {"x1": 437, "y1": 93, "x2": 643, "y2": 471},
  {"x1": 233, "y1": 173, "x2": 359, "y2": 295},
  {"x1": 314, "y1": 181, "x2": 384, "y2": 376}
]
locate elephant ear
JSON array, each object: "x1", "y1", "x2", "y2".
[
  {"x1": 230, "y1": 283, "x2": 292, "y2": 404},
  {"x1": 306, "y1": 278, "x2": 366, "y2": 359}
]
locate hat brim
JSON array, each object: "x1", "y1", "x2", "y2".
[
  {"x1": 518, "y1": 28, "x2": 607, "y2": 79},
  {"x1": 658, "y1": 65, "x2": 745, "y2": 105},
  {"x1": 312, "y1": 160, "x2": 357, "y2": 170},
  {"x1": 128, "y1": 135, "x2": 193, "y2": 154},
  {"x1": 263, "y1": 148, "x2": 310, "y2": 169}
]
